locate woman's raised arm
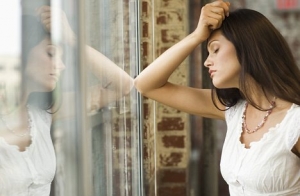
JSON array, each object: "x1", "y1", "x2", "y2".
[{"x1": 134, "y1": 0, "x2": 230, "y2": 119}]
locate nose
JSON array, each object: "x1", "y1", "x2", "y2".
[
  {"x1": 58, "y1": 61, "x2": 66, "y2": 71},
  {"x1": 52, "y1": 58, "x2": 66, "y2": 72},
  {"x1": 53, "y1": 58, "x2": 66, "y2": 71},
  {"x1": 204, "y1": 56, "x2": 212, "y2": 68}
]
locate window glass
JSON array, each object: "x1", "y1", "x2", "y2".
[{"x1": 0, "y1": 0, "x2": 142, "y2": 196}]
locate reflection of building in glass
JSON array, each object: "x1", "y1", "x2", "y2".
[{"x1": 0, "y1": 55, "x2": 21, "y2": 111}]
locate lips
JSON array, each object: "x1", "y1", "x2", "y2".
[
  {"x1": 49, "y1": 73, "x2": 59, "y2": 80},
  {"x1": 208, "y1": 70, "x2": 216, "y2": 77}
]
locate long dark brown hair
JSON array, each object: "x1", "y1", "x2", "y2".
[
  {"x1": 22, "y1": 15, "x2": 61, "y2": 111},
  {"x1": 212, "y1": 9, "x2": 300, "y2": 110}
]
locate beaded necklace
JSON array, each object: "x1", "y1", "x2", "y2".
[
  {"x1": 242, "y1": 98, "x2": 276, "y2": 134},
  {"x1": 0, "y1": 106, "x2": 32, "y2": 137}
]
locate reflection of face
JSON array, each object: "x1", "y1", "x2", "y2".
[
  {"x1": 25, "y1": 37, "x2": 65, "y2": 92},
  {"x1": 204, "y1": 30, "x2": 241, "y2": 89}
]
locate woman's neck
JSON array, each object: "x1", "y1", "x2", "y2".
[{"x1": 242, "y1": 89, "x2": 291, "y2": 112}]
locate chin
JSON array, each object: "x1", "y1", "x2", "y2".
[
  {"x1": 44, "y1": 82, "x2": 58, "y2": 92},
  {"x1": 212, "y1": 81, "x2": 226, "y2": 89},
  {"x1": 46, "y1": 86, "x2": 56, "y2": 92},
  {"x1": 212, "y1": 80, "x2": 238, "y2": 89},
  {"x1": 38, "y1": 85, "x2": 56, "y2": 92},
  {"x1": 214, "y1": 85, "x2": 236, "y2": 89}
]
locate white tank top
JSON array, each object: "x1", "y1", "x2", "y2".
[
  {"x1": 0, "y1": 105, "x2": 56, "y2": 196},
  {"x1": 221, "y1": 100, "x2": 300, "y2": 195}
]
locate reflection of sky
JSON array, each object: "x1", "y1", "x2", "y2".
[{"x1": 0, "y1": 0, "x2": 21, "y2": 56}]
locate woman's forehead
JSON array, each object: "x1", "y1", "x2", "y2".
[
  {"x1": 208, "y1": 30, "x2": 223, "y2": 42},
  {"x1": 39, "y1": 37, "x2": 62, "y2": 48},
  {"x1": 207, "y1": 30, "x2": 224, "y2": 47}
]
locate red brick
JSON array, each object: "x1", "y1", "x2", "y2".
[
  {"x1": 159, "y1": 152, "x2": 183, "y2": 167},
  {"x1": 158, "y1": 169, "x2": 186, "y2": 183},
  {"x1": 157, "y1": 12, "x2": 167, "y2": 24},
  {"x1": 142, "y1": 1, "x2": 149, "y2": 17},
  {"x1": 143, "y1": 144, "x2": 149, "y2": 159},
  {"x1": 158, "y1": 47, "x2": 170, "y2": 55},
  {"x1": 143, "y1": 103, "x2": 149, "y2": 119},
  {"x1": 143, "y1": 22, "x2": 149, "y2": 38},
  {"x1": 142, "y1": 42, "x2": 148, "y2": 57},
  {"x1": 113, "y1": 118, "x2": 132, "y2": 133},
  {"x1": 161, "y1": 29, "x2": 180, "y2": 43},
  {"x1": 158, "y1": 117, "x2": 184, "y2": 131},
  {"x1": 162, "y1": 135, "x2": 185, "y2": 148},
  {"x1": 113, "y1": 135, "x2": 132, "y2": 150}
]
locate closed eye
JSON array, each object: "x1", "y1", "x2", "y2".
[
  {"x1": 47, "y1": 46, "x2": 56, "y2": 58},
  {"x1": 47, "y1": 45, "x2": 63, "y2": 58},
  {"x1": 47, "y1": 51, "x2": 54, "y2": 57}
]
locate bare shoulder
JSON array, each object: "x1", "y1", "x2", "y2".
[{"x1": 140, "y1": 82, "x2": 225, "y2": 119}]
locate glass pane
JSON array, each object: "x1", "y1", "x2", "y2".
[
  {"x1": 0, "y1": 0, "x2": 142, "y2": 196},
  {"x1": 0, "y1": 2, "x2": 24, "y2": 194},
  {"x1": 85, "y1": 0, "x2": 142, "y2": 195},
  {"x1": 0, "y1": 0, "x2": 21, "y2": 114}
]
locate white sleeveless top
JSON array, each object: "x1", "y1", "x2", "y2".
[
  {"x1": 0, "y1": 105, "x2": 56, "y2": 196},
  {"x1": 221, "y1": 100, "x2": 300, "y2": 196}
]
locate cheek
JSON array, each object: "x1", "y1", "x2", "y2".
[
  {"x1": 25, "y1": 57, "x2": 50, "y2": 85},
  {"x1": 213, "y1": 57, "x2": 240, "y2": 88},
  {"x1": 220, "y1": 50, "x2": 240, "y2": 71},
  {"x1": 27, "y1": 55, "x2": 51, "y2": 72},
  {"x1": 224, "y1": 60, "x2": 240, "y2": 81}
]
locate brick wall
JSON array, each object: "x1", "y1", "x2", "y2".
[
  {"x1": 155, "y1": 0, "x2": 190, "y2": 195},
  {"x1": 141, "y1": 0, "x2": 190, "y2": 196}
]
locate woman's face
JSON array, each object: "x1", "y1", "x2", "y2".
[
  {"x1": 25, "y1": 37, "x2": 65, "y2": 92},
  {"x1": 204, "y1": 30, "x2": 241, "y2": 88}
]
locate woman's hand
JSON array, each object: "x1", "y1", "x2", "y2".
[
  {"x1": 36, "y1": 6, "x2": 76, "y2": 46},
  {"x1": 194, "y1": 0, "x2": 230, "y2": 41}
]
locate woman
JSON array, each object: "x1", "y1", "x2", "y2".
[
  {"x1": 134, "y1": 1, "x2": 300, "y2": 195},
  {"x1": 0, "y1": 6, "x2": 133, "y2": 196}
]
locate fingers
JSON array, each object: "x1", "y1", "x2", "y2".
[
  {"x1": 36, "y1": 6, "x2": 52, "y2": 32},
  {"x1": 35, "y1": 5, "x2": 76, "y2": 45},
  {"x1": 200, "y1": 0, "x2": 230, "y2": 30},
  {"x1": 211, "y1": 0, "x2": 230, "y2": 17},
  {"x1": 36, "y1": 5, "x2": 51, "y2": 20}
]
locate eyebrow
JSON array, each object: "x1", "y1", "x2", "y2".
[
  {"x1": 207, "y1": 40, "x2": 218, "y2": 47},
  {"x1": 47, "y1": 44, "x2": 63, "y2": 49},
  {"x1": 207, "y1": 40, "x2": 218, "y2": 51}
]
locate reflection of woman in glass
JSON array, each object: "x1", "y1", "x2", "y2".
[{"x1": 0, "y1": 6, "x2": 133, "y2": 196}]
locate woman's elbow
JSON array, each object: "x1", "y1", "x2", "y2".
[
  {"x1": 133, "y1": 77, "x2": 147, "y2": 95},
  {"x1": 121, "y1": 76, "x2": 134, "y2": 96}
]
